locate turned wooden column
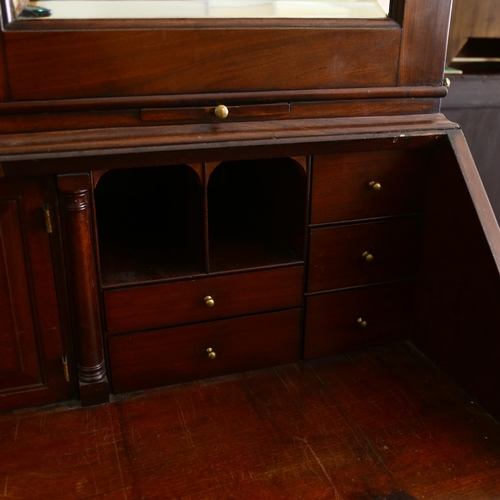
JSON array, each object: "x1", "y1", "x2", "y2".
[{"x1": 57, "y1": 173, "x2": 109, "y2": 405}]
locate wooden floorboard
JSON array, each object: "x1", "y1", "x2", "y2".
[{"x1": 1, "y1": 341, "x2": 500, "y2": 499}]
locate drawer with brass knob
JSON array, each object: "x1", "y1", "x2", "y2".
[
  {"x1": 308, "y1": 217, "x2": 422, "y2": 293},
  {"x1": 304, "y1": 283, "x2": 414, "y2": 359},
  {"x1": 104, "y1": 266, "x2": 303, "y2": 334},
  {"x1": 140, "y1": 102, "x2": 290, "y2": 123},
  {"x1": 108, "y1": 309, "x2": 301, "y2": 393},
  {"x1": 310, "y1": 149, "x2": 429, "y2": 224}
]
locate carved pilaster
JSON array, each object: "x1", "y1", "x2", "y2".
[{"x1": 57, "y1": 173, "x2": 109, "y2": 405}]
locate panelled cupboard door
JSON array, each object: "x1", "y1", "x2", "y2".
[{"x1": 0, "y1": 177, "x2": 71, "y2": 411}]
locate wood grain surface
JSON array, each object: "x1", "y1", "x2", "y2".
[
  {"x1": 0, "y1": 177, "x2": 71, "y2": 412},
  {"x1": 412, "y1": 130, "x2": 500, "y2": 422},
  {"x1": 1, "y1": 342, "x2": 500, "y2": 499},
  {"x1": 4, "y1": 27, "x2": 400, "y2": 101},
  {"x1": 104, "y1": 266, "x2": 303, "y2": 334}
]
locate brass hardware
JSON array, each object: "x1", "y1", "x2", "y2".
[
  {"x1": 443, "y1": 77, "x2": 451, "y2": 88},
  {"x1": 369, "y1": 181, "x2": 382, "y2": 191},
  {"x1": 362, "y1": 251, "x2": 374, "y2": 262},
  {"x1": 357, "y1": 318, "x2": 368, "y2": 328},
  {"x1": 204, "y1": 295, "x2": 215, "y2": 307},
  {"x1": 62, "y1": 355, "x2": 70, "y2": 382},
  {"x1": 214, "y1": 104, "x2": 229, "y2": 119},
  {"x1": 44, "y1": 205, "x2": 53, "y2": 234},
  {"x1": 206, "y1": 347, "x2": 217, "y2": 360}
]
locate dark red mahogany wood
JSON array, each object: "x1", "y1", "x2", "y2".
[
  {"x1": 3, "y1": 27, "x2": 401, "y2": 101},
  {"x1": 308, "y1": 217, "x2": 422, "y2": 293},
  {"x1": 310, "y1": 149, "x2": 429, "y2": 224},
  {"x1": 1, "y1": 343, "x2": 500, "y2": 499},
  {"x1": 0, "y1": 177, "x2": 71, "y2": 411},
  {"x1": 412, "y1": 130, "x2": 500, "y2": 420},
  {"x1": 104, "y1": 266, "x2": 303, "y2": 334},
  {"x1": 1, "y1": 7, "x2": 500, "y2": 499},
  {"x1": 305, "y1": 282, "x2": 414, "y2": 358},
  {"x1": 397, "y1": 0, "x2": 453, "y2": 86},
  {"x1": 108, "y1": 308, "x2": 301, "y2": 393},
  {"x1": 57, "y1": 174, "x2": 109, "y2": 406}
]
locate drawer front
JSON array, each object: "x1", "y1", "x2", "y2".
[
  {"x1": 311, "y1": 150, "x2": 428, "y2": 224},
  {"x1": 304, "y1": 283, "x2": 413, "y2": 359},
  {"x1": 104, "y1": 266, "x2": 303, "y2": 334},
  {"x1": 108, "y1": 309, "x2": 301, "y2": 393},
  {"x1": 141, "y1": 103, "x2": 290, "y2": 123},
  {"x1": 308, "y1": 218, "x2": 421, "y2": 293}
]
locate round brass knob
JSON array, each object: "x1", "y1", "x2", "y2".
[
  {"x1": 369, "y1": 181, "x2": 382, "y2": 191},
  {"x1": 214, "y1": 104, "x2": 229, "y2": 119},
  {"x1": 357, "y1": 317, "x2": 368, "y2": 328},
  {"x1": 206, "y1": 347, "x2": 217, "y2": 360},
  {"x1": 443, "y1": 77, "x2": 451, "y2": 88},
  {"x1": 362, "y1": 251, "x2": 374, "y2": 262},
  {"x1": 204, "y1": 295, "x2": 215, "y2": 307}
]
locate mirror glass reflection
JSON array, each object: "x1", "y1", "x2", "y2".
[{"x1": 23, "y1": 0, "x2": 391, "y2": 20}]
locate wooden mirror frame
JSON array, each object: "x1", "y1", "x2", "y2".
[{"x1": 0, "y1": 0, "x2": 452, "y2": 106}]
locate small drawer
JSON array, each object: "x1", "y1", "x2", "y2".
[
  {"x1": 308, "y1": 218, "x2": 422, "y2": 293},
  {"x1": 140, "y1": 103, "x2": 290, "y2": 123},
  {"x1": 304, "y1": 283, "x2": 414, "y2": 359},
  {"x1": 104, "y1": 266, "x2": 303, "y2": 334},
  {"x1": 108, "y1": 308, "x2": 301, "y2": 393},
  {"x1": 311, "y1": 150, "x2": 429, "y2": 224}
]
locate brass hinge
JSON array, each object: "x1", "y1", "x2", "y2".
[
  {"x1": 62, "y1": 355, "x2": 70, "y2": 383},
  {"x1": 44, "y1": 205, "x2": 53, "y2": 234}
]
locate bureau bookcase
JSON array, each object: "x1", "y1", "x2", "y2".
[{"x1": 1, "y1": 0, "x2": 499, "y2": 437}]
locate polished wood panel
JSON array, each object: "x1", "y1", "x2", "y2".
[
  {"x1": 308, "y1": 217, "x2": 422, "y2": 293},
  {"x1": 4, "y1": 27, "x2": 400, "y2": 101},
  {"x1": 108, "y1": 308, "x2": 301, "y2": 393},
  {"x1": 0, "y1": 199, "x2": 42, "y2": 390},
  {"x1": 304, "y1": 282, "x2": 414, "y2": 359},
  {"x1": 0, "y1": 178, "x2": 71, "y2": 411},
  {"x1": 398, "y1": 0, "x2": 452, "y2": 86},
  {"x1": 412, "y1": 130, "x2": 500, "y2": 421},
  {"x1": 104, "y1": 266, "x2": 303, "y2": 334},
  {"x1": 1, "y1": 343, "x2": 500, "y2": 498},
  {"x1": 311, "y1": 149, "x2": 429, "y2": 224}
]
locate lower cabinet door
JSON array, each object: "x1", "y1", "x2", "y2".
[
  {"x1": 304, "y1": 283, "x2": 414, "y2": 359},
  {"x1": 108, "y1": 309, "x2": 301, "y2": 393},
  {"x1": 0, "y1": 178, "x2": 72, "y2": 411}
]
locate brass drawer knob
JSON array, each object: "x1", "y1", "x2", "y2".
[
  {"x1": 362, "y1": 251, "x2": 374, "y2": 262},
  {"x1": 206, "y1": 347, "x2": 217, "y2": 360},
  {"x1": 214, "y1": 104, "x2": 229, "y2": 119},
  {"x1": 357, "y1": 318, "x2": 368, "y2": 328},
  {"x1": 204, "y1": 295, "x2": 215, "y2": 307},
  {"x1": 369, "y1": 181, "x2": 382, "y2": 191}
]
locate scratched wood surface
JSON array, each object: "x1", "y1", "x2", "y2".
[{"x1": 1, "y1": 341, "x2": 500, "y2": 499}]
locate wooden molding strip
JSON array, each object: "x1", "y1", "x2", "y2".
[
  {"x1": 0, "y1": 86, "x2": 448, "y2": 115},
  {"x1": 0, "y1": 114, "x2": 458, "y2": 161}
]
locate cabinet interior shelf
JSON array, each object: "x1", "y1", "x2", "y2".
[{"x1": 95, "y1": 157, "x2": 307, "y2": 287}]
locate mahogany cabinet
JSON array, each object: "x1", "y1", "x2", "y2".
[
  {"x1": 0, "y1": 0, "x2": 499, "y2": 436},
  {"x1": 0, "y1": 176, "x2": 73, "y2": 411}
]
